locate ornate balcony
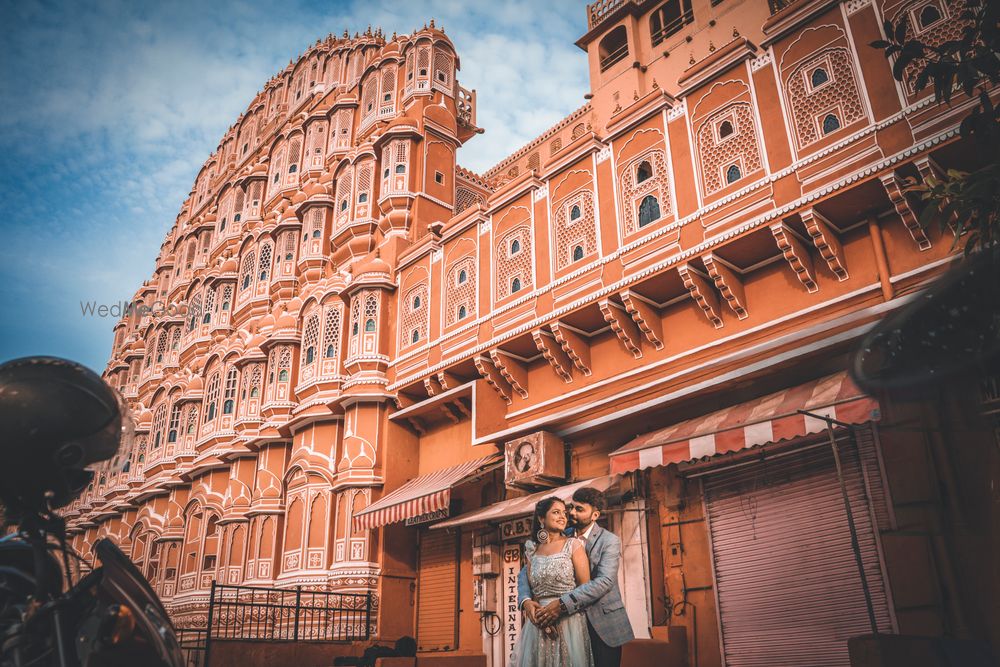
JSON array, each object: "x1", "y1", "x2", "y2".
[{"x1": 586, "y1": 0, "x2": 633, "y2": 29}]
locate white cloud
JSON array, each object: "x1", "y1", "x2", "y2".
[{"x1": 0, "y1": 0, "x2": 591, "y2": 368}]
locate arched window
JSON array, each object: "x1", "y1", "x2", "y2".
[
  {"x1": 358, "y1": 193, "x2": 368, "y2": 203},
  {"x1": 364, "y1": 318, "x2": 375, "y2": 332},
  {"x1": 202, "y1": 311, "x2": 211, "y2": 324},
  {"x1": 325, "y1": 344, "x2": 336, "y2": 358},
  {"x1": 312, "y1": 229, "x2": 320, "y2": 238},
  {"x1": 458, "y1": 269, "x2": 468, "y2": 284},
  {"x1": 352, "y1": 322, "x2": 359, "y2": 336},
  {"x1": 278, "y1": 369, "x2": 289, "y2": 382},
  {"x1": 383, "y1": 168, "x2": 390, "y2": 179},
  {"x1": 718, "y1": 120, "x2": 734, "y2": 139},
  {"x1": 234, "y1": 213, "x2": 241, "y2": 223},
  {"x1": 207, "y1": 403, "x2": 216, "y2": 422},
  {"x1": 395, "y1": 164, "x2": 406, "y2": 174},
  {"x1": 288, "y1": 164, "x2": 297, "y2": 174},
  {"x1": 305, "y1": 346, "x2": 315, "y2": 364},
  {"x1": 598, "y1": 26, "x2": 629, "y2": 70},
  {"x1": 650, "y1": 0, "x2": 694, "y2": 46},
  {"x1": 412, "y1": 330, "x2": 420, "y2": 343},
  {"x1": 223, "y1": 399, "x2": 234, "y2": 414},
  {"x1": 340, "y1": 200, "x2": 348, "y2": 211},
  {"x1": 458, "y1": 305, "x2": 467, "y2": 320},
  {"x1": 412, "y1": 295, "x2": 421, "y2": 309},
  {"x1": 219, "y1": 217, "x2": 227, "y2": 232},
  {"x1": 726, "y1": 164, "x2": 742, "y2": 184},
  {"x1": 510, "y1": 239, "x2": 521, "y2": 254},
  {"x1": 636, "y1": 161, "x2": 652, "y2": 183},
  {"x1": 570, "y1": 204, "x2": 582, "y2": 221},
  {"x1": 511, "y1": 277, "x2": 521, "y2": 293},
  {"x1": 241, "y1": 275, "x2": 251, "y2": 290},
  {"x1": 822, "y1": 114, "x2": 841, "y2": 134},
  {"x1": 638, "y1": 195, "x2": 661, "y2": 227},
  {"x1": 919, "y1": 4, "x2": 941, "y2": 29},
  {"x1": 572, "y1": 245, "x2": 584, "y2": 262},
  {"x1": 810, "y1": 68, "x2": 829, "y2": 88}
]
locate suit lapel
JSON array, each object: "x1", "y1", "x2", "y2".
[{"x1": 586, "y1": 525, "x2": 603, "y2": 560}]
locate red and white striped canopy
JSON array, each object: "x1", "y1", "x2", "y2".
[
  {"x1": 353, "y1": 453, "x2": 501, "y2": 531},
  {"x1": 609, "y1": 371, "x2": 879, "y2": 474}
]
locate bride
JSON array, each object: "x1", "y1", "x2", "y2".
[{"x1": 511, "y1": 497, "x2": 593, "y2": 667}]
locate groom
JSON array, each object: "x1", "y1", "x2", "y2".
[{"x1": 519, "y1": 487, "x2": 634, "y2": 667}]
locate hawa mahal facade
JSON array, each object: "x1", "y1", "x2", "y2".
[{"x1": 67, "y1": 1, "x2": 998, "y2": 666}]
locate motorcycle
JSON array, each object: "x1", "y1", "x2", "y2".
[{"x1": 0, "y1": 357, "x2": 184, "y2": 667}]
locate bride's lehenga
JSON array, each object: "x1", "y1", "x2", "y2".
[{"x1": 511, "y1": 538, "x2": 593, "y2": 667}]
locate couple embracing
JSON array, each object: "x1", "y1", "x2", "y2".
[{"x1": 513, "y1": 487, "x2": 634, "y2": 667}]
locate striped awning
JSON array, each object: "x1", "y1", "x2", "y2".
[
  {"x1": 431, "y1": 474, "x2": 620, "y2": 530},
  {"x1": 352, "y1": 453, "x2": 501, "y2": 531},
  {"x1": 610, "y1": 371, "x2": 880, "y2": 474}
]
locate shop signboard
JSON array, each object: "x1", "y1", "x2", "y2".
[{"x1": 502, "y1": 543, "x2": 522, "y2": 661}]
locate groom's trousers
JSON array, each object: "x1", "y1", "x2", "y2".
[{"x1": 587, "y1": 621, "x2": 622, "y2": 667}]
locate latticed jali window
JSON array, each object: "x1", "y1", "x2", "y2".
[
  {"x1": 400, "y1": 283, "x2": 428, "y2": 349},
  {"x1": 301, "y1": 312, "x2": 321, "y2": 367},
  {"x1": 446, "y1": 257, "x2": 477, "y2": 326},
  {"x1": 204, "y1": 372, "x2": 221, "y2": 423},
  {"x1": 257, "y1": 242, "x2": 273, "y2": 283},
  {"x1": 322, "y1": 305, "x2": 343, "y2": 373},
  {"x1": 697, "y1": 103, "x2": 763, "y2": 196},
  {"x1": 621, "y1": 149, "x2": 672, "y2": 235},
  {"x1": 786, "y1": 48, "x2": 866, "y2": 148},
  {"x1": 355, "y1": 160, "x2": 374, "y2": 220},
  {"x1": 335, "y1": 165, "x2": 353, "y2": 229},
  {"x1": 496, "y1": 227, "x2": 533, "y2": 301},
  {"x1": 285, "y1": 137, "x2": 302, "y2": 186},
  {"x1": 553, "y1": 189, "x2": 598, "y2": 270},
  {"x1": 223, "y1": 368, "x2": 238, "y2": 414},
  {"x1": 151, "y1": 404, "x2": 167, "y2": 450},
  {"x1": 897, "y1": 0, "x2": 969, "y2": 96},
  {"x1": 239, "y1": 252, "x2": 256, "y2": 292},
  {"x1": 454, "y1": 186, "x2": 485, "y2": 215}
]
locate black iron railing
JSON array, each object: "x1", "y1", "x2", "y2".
[
  {"x1": 205, "y1": 581, "x2": 373, "y2": 643},
  {"x1": 176, "y1": 628, "x2": 207, "y2": 667}
]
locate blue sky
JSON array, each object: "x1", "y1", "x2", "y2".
[{"x1": 0, "y1": 0, "x2": 590, "y2": 372}]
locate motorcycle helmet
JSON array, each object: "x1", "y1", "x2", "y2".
[{"x1": 0, "y1": 356, "x2": 124, "y2": 513}]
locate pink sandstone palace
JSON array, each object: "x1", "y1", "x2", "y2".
[{"x1": 67, "y1": 1, "x2": 999, "y2": 666}]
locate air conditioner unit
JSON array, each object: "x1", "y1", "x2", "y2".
[{"x1": 504, "y1": 431, "x2": 566, "y2": 490}]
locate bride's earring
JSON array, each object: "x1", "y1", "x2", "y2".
[{"x1": 537, "y1": 529, "x2": 549, "y2": 543}]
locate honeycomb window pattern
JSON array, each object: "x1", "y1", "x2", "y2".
[
  {"x1": 400, "y1": 283, "x2": 428, "y2": 349},
  {"x1": 697, "y1": 103, "x2": 762, "y2": 196},
  {"x1": 621, "y1": 149, "x2": 673, "y2": 235},
  {"x1": 553, "y1": 190, "x2": 597, "y2": 270},
  {"x1": 446, "y1": 256, "x2": 477, "y2": 326},
  {"x1": 495, "y1": 227, "x2": 533, "y2": 301},
  {"x1": 786, "y1": 49, "x2": 866, "y2": 148}
]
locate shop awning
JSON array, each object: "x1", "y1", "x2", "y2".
[
  {"x1": 352, "y1": 453, "x2": 502, "y2": 531},
  {"x1": 431, "y1": 474, "x2": 620, "y2": 530},
  {"x1": 609, "y1": 371, "x2": 879, "y2": 474}
]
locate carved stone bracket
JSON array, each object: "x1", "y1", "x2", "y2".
[
  {"x1": 423, "y1": 375, "x2": 442, "y2": 396},
  {"x1": 678, "y1": 263, "x2": 723, "y2": 328},
  {"x1": 620, "y1": 289, "x2": 664, "y2": 349},
  {"x1": 437, "y1": 371, "x2": 462, "y2": 391},
  {"x1": 598, "y1": 298, "x2": 643, "y2": 359},
  {"x1": 879, "y1": 171, "x2": 931, "y2": 251},
  {"x1": 489, "y1": 350, "x2": 528, "y2": 399},
  {"x1": 801, "y1": 208, "x2": 849, "y2": 280},
  {"x1": 703, "y1": 254, "x2": 748, "y2": 320},
  {"x1": 915, "y1": 156, "x2": 956, "y2": 229},
  {"x1": 532, "y1": 328, "x2": 574, "y2": 383},
  {"x1": 549, "y1": 322, "x2": 592, "y2": 376},
  {"x1": 406, "y1": 417, "x2": 426, "y2": 435},
  {"x1": 473, "y1": 355, "x2": 512, "y2": 405},
  {"x1": 770, "y1": 221, "x2": 818, "y2": 293}
]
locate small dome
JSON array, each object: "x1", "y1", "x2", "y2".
[
  {"x1": 220, "y1": 256, "x2": 239, "y2": 274},
  {"x1": 275, "y1": 311, "x2": 297, "y2": 330},
  {"x1": 424, "y1": 104, "x2": 456, "y2": 134},
  {"x1": 355, "y1": 250, "x2": 390, "y2": 276}
]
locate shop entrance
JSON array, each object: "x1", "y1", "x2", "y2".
[{"x1": 701, "y1": 427, "x2": 895, "y2": 666}]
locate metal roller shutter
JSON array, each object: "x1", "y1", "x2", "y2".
[
  {"x1": 703, "y1": 427, "x2": 894, "y2": 667},
  {"x1": 416, "y1": 529, "x2": 459, "y2": 651}
]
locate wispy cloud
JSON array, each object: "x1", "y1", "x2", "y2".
[{"x1": 0, "y1": 0, "x2": 589, "y2": 371}]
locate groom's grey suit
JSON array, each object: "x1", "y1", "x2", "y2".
[{"x1": 517, "y1": 524, "x2": 634, "y2": 664}]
